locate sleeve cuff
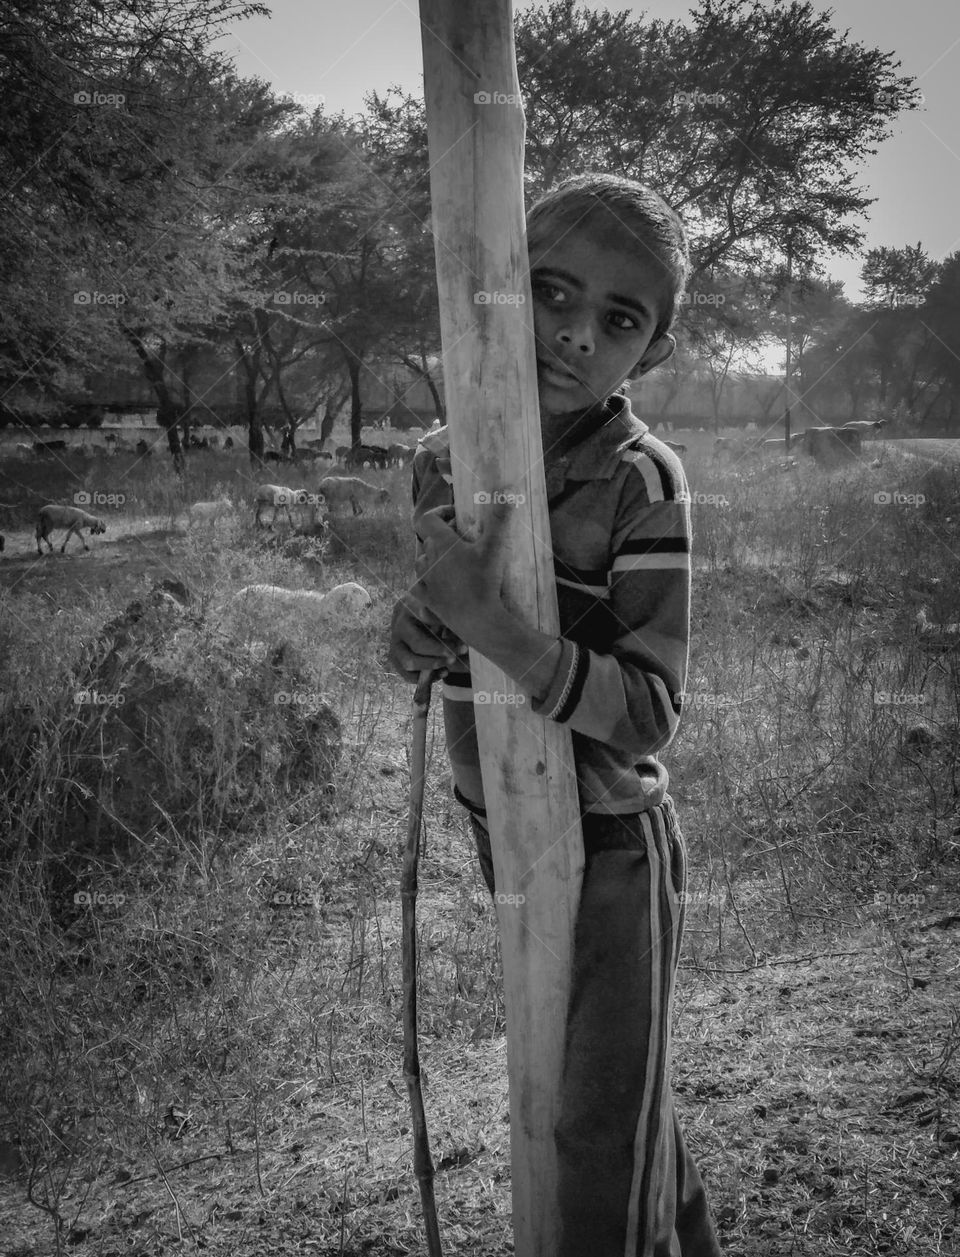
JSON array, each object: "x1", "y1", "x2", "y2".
[{"x1": 531, "y1": 638, "x2": 590, "y2": 723}]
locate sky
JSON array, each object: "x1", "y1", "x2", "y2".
[{"x1": 221, "y1": 0, "x2": 960, "y2": 304}]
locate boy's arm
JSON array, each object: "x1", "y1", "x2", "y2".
[
  {"x1": 529, "y1": 471, "x2": 690, "y2": 756},
  {"x1": 445, "y1": 464, "x2": 690, "y2": 757}
]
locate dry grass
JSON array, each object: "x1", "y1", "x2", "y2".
[{"x1": 0, "y1": 439, "x2": 957, "y2": 1255}]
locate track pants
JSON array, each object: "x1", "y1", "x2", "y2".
[{"x1": 469, "y1": 796, "x2": 723, "y2": 1257}]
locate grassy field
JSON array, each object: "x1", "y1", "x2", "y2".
[{"x1": 0, "y1": 433, "x2": 958, "y2": 1256}]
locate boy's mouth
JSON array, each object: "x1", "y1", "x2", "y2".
[{"x1": 537, "y1": 359, "x2": 582, "y2": 388}]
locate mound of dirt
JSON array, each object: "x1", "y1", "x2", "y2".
[{"x1": 6, "y1": 581, "x2": 341, "y2": 856}]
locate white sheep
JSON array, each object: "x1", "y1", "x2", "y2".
[
  {"x1": 230, "y1": 581, "x2": 372, "y2": 615},
  {"x1": 253, "y1": 483, "x2": 309, "y2": 529},
  {"x1": 36, "y1": 504, "x2": 106, "y2": 555},
  {"x1": 183, "y1": 497, "x2": 235, "y2": 529},
  {"x1": 318, "y1": 476, "x2": 390, "y2": 517}
]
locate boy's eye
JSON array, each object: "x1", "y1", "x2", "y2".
[
  {"x1": 609, "y1": 311, "x2": 639, "y2": 332},
  {"x1": 533, "y1": 280, "x2": 565, "y2": 303}
]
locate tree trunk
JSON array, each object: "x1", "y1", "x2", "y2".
[
  {"x1": 236, "y1": 339, "x2": 264, "y2": 467},
  {"x1": 125, "y1": 330, "x2": 184, "y2": 472},
  {"x1": 347, "y1": 354, "x2": 363, "y2": 447},
  {"x1": 419, "y1": 5, "x2": 583, "y2": 1255}
]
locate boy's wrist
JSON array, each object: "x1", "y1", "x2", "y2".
[{"x1": 462, "y1": 603, "x2": 565, "y2": 705}]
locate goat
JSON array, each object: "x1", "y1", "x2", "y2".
[
  {"x1": 36, "y1": 504, "x2": 106, "y2": 555},
  {"x1": 318, "y1": 476, "x2": 390, "y2": 517},
  {"x1": 230, "y1": 581, "x2": 372, "y2": 615},
  {"x1": 335, "y1": 445, "x2": 351, "y2": 463},
  {"x1": 253, "y1": 483, "x2": 310, "y2": 529}
]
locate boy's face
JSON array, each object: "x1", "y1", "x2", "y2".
[{"x1": 528, "y1": 221, "x2": 676, "y2": 420}]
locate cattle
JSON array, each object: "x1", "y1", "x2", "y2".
[{"x1": 33, "y1": 439, "x2": 67, "y2": 455}]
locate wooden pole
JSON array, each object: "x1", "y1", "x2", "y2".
[{"x1": 418, "y1": 5, "x2": 584, "y2": 1254}]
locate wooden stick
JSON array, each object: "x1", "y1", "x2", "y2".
[
  {"x1": 401, "y1": 668, "x2": 443, "y2": 1257},
  {"x1": 418, "y1": 5, "x2": 584, "y2": 1254}
]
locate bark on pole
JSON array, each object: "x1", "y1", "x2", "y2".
[{"x1": 418, "y1": 4, "x2": 584, "y2": 1253}]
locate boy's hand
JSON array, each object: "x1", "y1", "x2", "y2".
[
  {"x1": 388, "y1": 591, "x2": 468, "y2": 684},
  {"x1": 412, "y1": 500, "x2": 512, "y2": 644}
]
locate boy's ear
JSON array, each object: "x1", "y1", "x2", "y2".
[{"x1": 628, "y1": 333, "x2": 675, "y2": 379}]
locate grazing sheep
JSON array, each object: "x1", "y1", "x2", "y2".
[
  {"x1": 36, "y1": 504, "x2": 106, "y2": 555},
  {"x1": 345, "y1": 443, "x2": 389, "y2": 470},
  {"x1": 231, "y1": 581, "x2": 372, "y2": 615},
  {"x1": 841, "y1": 419, "x2": 886, "y2": 435},
  {"x1": 663, "y1": 440, "x2": 687, "y2": 456},
  {"x1": 253, "y1": 483, "x2": 308, "y2": 529},
  {"x1": 387, "y1": 442, "x2": 415, "y2": 467},
  {"x1": 185, "y1": 497, "x2": 234, "y2": 528},
  {"x1": 914, "y1": 606, "x2": 960, "y2": 648},
  {"x1": 318, "y1": 476, "x2": 391, "y2": 517},
  {"x1": 799, "y1": 426, "x2": 862, "y2": 465}
]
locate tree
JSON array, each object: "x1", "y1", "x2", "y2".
[
  {"x1": 920, "y1": 253, "x2": 960, "y2": 430},
  {"x1": 0, "y1": 0, "x2": 267, "y2": 418},
  {"x1": 514, "y1": 0, "x2": 922, "y2": 283}
]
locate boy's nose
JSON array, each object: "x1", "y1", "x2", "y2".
[{"x1": 556, "y1": 324, "x2": 595, "y2": 354}]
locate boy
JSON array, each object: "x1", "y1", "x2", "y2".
[{"x1": 388, "y1": 172, "x2": 723, "y2": 1256}]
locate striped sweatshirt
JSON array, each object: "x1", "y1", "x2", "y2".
[{"x1": 410, "y1": 392, "x2": 691, "y2": 816}]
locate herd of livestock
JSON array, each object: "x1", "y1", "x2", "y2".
[{"x1": 1, "y1": 419, "x2": 890, "y2": 559}]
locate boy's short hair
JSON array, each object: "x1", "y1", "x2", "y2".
[{"x1": 526, "y1": 172, "x2": 690, "y2": 343}]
